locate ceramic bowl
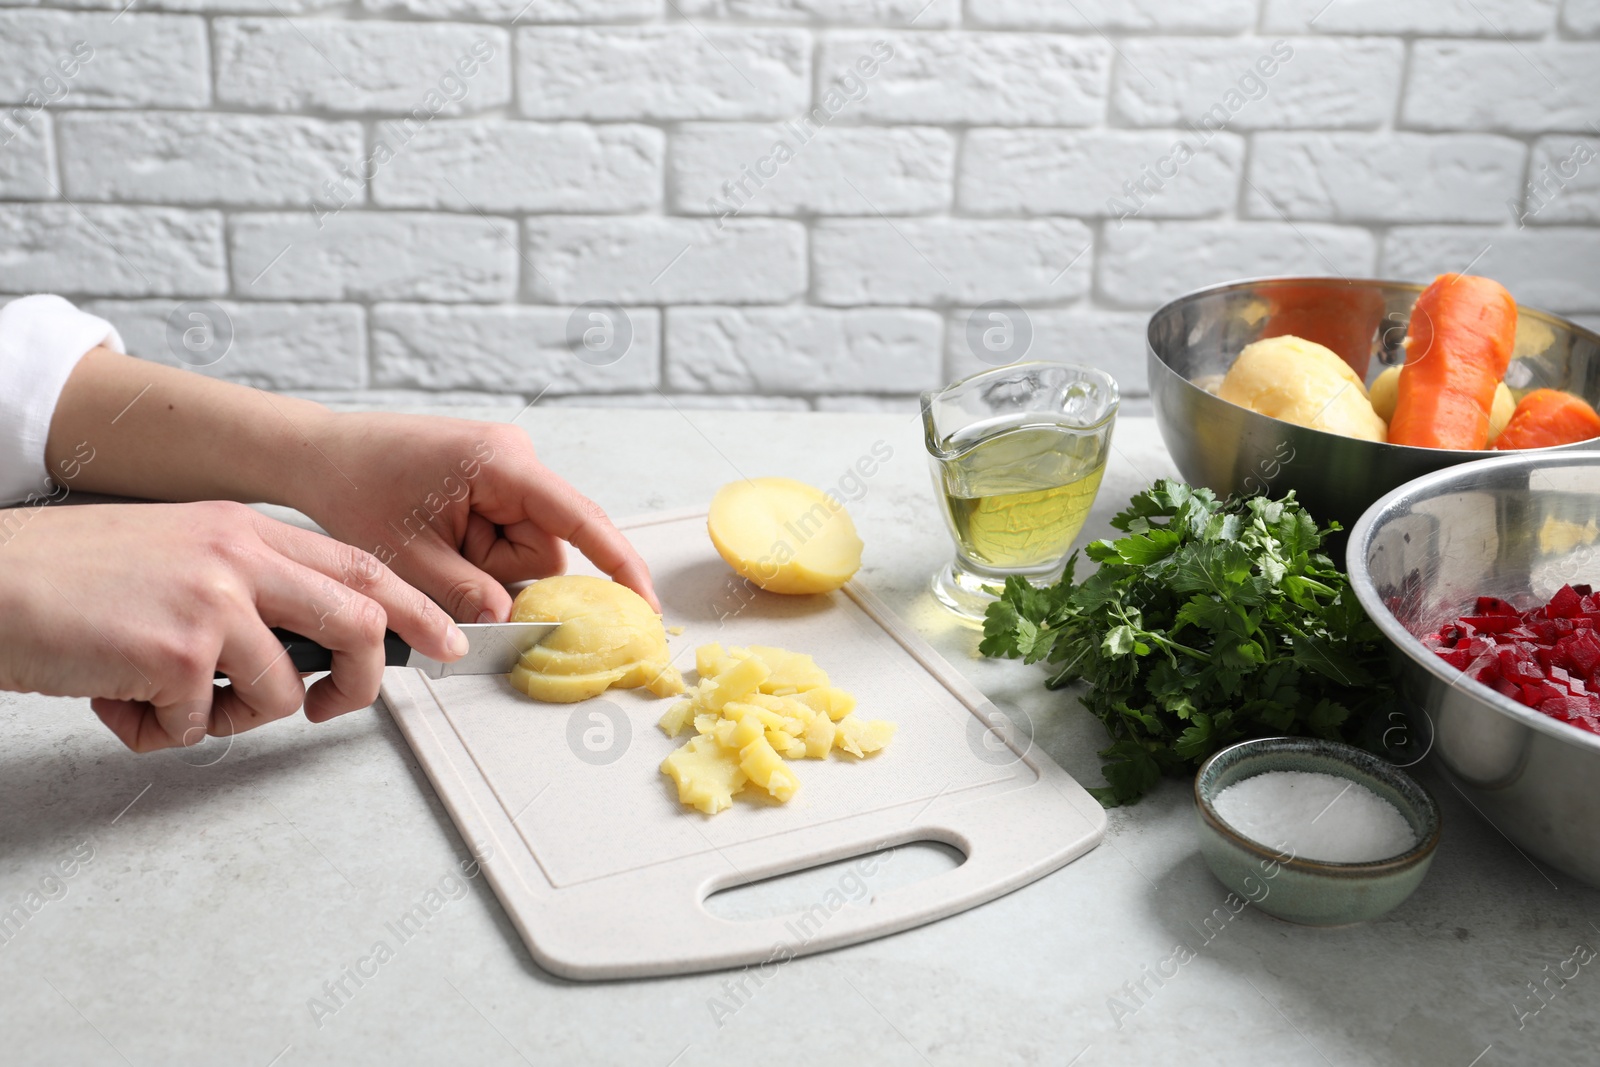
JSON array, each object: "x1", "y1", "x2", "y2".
[{"x1": 1193, "y1": 736, "x2": 1441, "y2": 926}]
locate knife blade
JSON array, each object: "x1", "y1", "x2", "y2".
[{"x1": 212, "y1": 622, "x2": 560, "y2": 681}]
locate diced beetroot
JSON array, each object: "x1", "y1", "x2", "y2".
[
  {"x1": 1463, "y1": 614, "x2": 1523, "y2": 633},
  {"x1": 1440, "y1": 583, "x2": 1600, "y2": 736},
  {"x1": 1549, "y1": 585, "x2": 1586, "y2": 619},
  {"x1": 1486, "y1": 673, "x2": 1522, "y2": 700},
  {"x1": 1540, "y1": 696, "x2": 1578, "y2": 720},
  {"x1": 1557, "y1": 630, "x2": 1600, "y2": 676},
  {"x1": 1533, "y1": 619, "x2": 1572, "y2": 642}
]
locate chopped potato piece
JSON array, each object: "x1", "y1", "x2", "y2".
[
  {"x1": 707, "y1": 478, "x2": 863, "y2": 595},
  {"x1": 739, "y1": 736, "x2": 800, "y2": 802},
  {"x1": 696, "y1": 642, "x2": 738, "y2": 679},
  {"x1": 657, "y1": 642, "x2": 894, "y2": 813},
  {"x1": 796, "y1": 687, "x2": 857, "y2": 722},
  {"x1": 710, "y1": 718, "x2": 739, "y2": 749},
  {"x1": 834, "y1": 715, "x2": 897, "y2": 758},
  {"x1": 662, "y1": 735, "x2": 748, "y2": 815},
  {"x1": 701, "y1": 656, "x2": 771, "y2": 711},
  {"x1": 728, "y1": 709, "x2": 766, "y2": 749},
  {"x1": 658, "y1": 699, "x2": 694, "y2": 738},
  {"x1": 745, "y1": 646, "x2": 831, "y2": 692},
  {"x1": 727, "y1": 702, "x2": 788, "y2": 731},
  {"x1": 803, "y1": 716, "x2": 836, "y2": 759},
  {"x1": 508, "y1": 575, "x2": 684, "y2": 703}
]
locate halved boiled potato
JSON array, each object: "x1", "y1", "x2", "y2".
[
  {"x1": 508, "y1": 574, "x2": 683, "y2": 703},
  {"x1": 707, "y1": 478, "x2": 863, "y2": 595}
]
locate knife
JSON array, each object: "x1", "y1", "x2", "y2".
[{"x1": 212, "y1": 622, "x2": 560, "y2": 681}]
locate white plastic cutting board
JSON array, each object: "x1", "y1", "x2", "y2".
[{"x1": 380, "y1": 509, "x2": 1105, "y2": 980}]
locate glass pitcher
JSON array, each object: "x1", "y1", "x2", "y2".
[{"x1": 921, "y1": 362, "x2": 1120, "y2": 623}]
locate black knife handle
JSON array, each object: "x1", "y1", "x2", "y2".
[{"x1": 212, "y1": 628, "x2": 411, "y2": 680}]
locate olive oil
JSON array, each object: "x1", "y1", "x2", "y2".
[
  {"x1": 922, "y1": 362, "x2": 1119, "y2": 622},
  {"x1": 934, "y1": 423, "x2": 1107, "y2": 573}
]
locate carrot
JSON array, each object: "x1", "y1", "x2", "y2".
[
  {"x1": 1262, "y1": 283, "x2": 1388, "y2": 381},
  {"x1": 1494, "y1": 389, "x2": 1600, "y2": 451},
  {"x1": 1387, "y1": 274, "x2": 1517, "y2": 450}
]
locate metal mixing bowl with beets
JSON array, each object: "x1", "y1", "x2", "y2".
[
  {"x1": 1347, "y1": 451, "x2": 1600, "y2": 888},
  {"x1": 1147, "y1": 277, "x2": 1600, "y2": 535}
]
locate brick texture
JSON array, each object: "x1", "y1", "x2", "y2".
[
  {"x1": 2, "y1": 6, "x2": 1594, "y2": 409},
  {"x1": 84, "y1": 300, "x2": 366, "y2": 388},
  {"x1": 960, "y1": 129, "x2": 1244, "y2": 218},
  {"x1": 60, "y1": 113, "x2": 364, "y2": 207},
  {"x1": 1100, "y1": 221, "x2": 1376, "y2": 306},
  {"x1": 517, "y1": 28, "x2": 808, "y2": 121},
  {"x1": 1114, "y1": 39, "x2": 1402, "y2": 130},
  {"x1": 1404, "y1": 43, "x2": 1600, "y2": 132},
  {"x1": 372, "y1": 122, "x2": 662, "y2": 213},
  {"x1": 0, "y1": 12, "x2": 208, "y2": 108},
  {"x1": 372, "y1": 304, "x2": 661, "y2": 392},
  {"x1": 215, "y1": 20, "x2": 510, "y2": 114},
  {"x1": 813, "y1": 219, "x2": 1093, "y2": 306},
  {"x1": 1245, "y1": 133, "x2": 1526, "y2": 223}
]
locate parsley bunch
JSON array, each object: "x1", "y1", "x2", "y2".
[{"x1": 979, "y1": 480, "x2": 1397, "y2": 806}]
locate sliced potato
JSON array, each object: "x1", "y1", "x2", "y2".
[{"x1": 508, "y1": 575, "x2": 683, "y2": 703}]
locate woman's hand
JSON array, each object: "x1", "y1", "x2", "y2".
[
  {"x1": 290, "y1": 413, "x2": 658, "y2": 623},
  {"x1": 0, "y1": 500, "x2": 467, "y2": 752}
]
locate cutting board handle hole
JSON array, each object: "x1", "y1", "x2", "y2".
[{"x1": 702, "y1": 840, "x2": 965, "y2": 923}]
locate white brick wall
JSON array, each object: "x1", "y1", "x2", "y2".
[{"x1": 2, "y1": 3, "x2": 1596, "y2": 409}]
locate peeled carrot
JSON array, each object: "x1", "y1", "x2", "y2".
[
  {"x1": 1262, "y1": 283, "x2": 1388, "y2": 380},
  {"x1": 1494, "y1": 389, "x2": 1600, "y2": 451},
  {"x1": 1388, "y1": 274, "x2": 1517, "y2": 450}
]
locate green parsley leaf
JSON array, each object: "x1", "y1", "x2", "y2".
[{"x1": 981, "y1": 478, "x2": 1399, "y2": 806}]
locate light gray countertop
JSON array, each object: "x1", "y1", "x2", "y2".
[{"x1": 2, "y1": 408, "x2": 1595, "y2": 1067}]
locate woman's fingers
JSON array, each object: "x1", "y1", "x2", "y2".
[
  {"x1": 514, "y1": 461, "x2": 661, "y2": 612},
  {"x1": 411, "y1": 537, "x2": 517, "y2": 623},
  {"x1": 90, "y1": 697, "x2": 178, "y2": 753},
  {"x1": 250, "y1": 517, "x2": 467, "y2": 664},
  {"x1": 247, "y1": 553, "x2": 396, "y2": 723},
  {"x1": 211, "y1": 614, "x2": 308, "y2": 733}
]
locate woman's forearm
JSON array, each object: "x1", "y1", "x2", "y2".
[{"x1": 43, "y1": 347, "x2": 333, "y2": 508}]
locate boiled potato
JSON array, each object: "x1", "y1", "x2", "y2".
[
  {"x1": 508, "y1": 575, "x2": 683, "y2": 703},
  {"x1": 708, "y1": 478, "x2": 863, "y2": 595},
  {"x1": 1219, "y1": 335, "x2": 1387, "y2": 443},
  {"x1": 1370, "y1": 363, "x2": 1513, "y2": 443},
  {"x1": 1488, "y1": 382, "x2": 1515, "y2": 444},
  {"x1": 661, "y1": 735, "x2": 747, "y2": 815},
  {"x1": 1369, "y1": 364, "x2": 1402, "y2": 423},
  {"x1": 656, "y1": 642, "x2": 893, "y2": 814}
]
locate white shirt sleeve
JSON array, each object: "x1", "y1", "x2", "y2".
[{"x1": 0, "y1": 294, "x2": 125, "y2": 506}]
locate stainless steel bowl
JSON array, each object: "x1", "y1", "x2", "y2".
[
  {"x1": 1148, "y1": 277, "x2": 1600, "y2": 533},
  {"x1": 1348, "y1": 451, "x2": 1600, "y2": 887}
]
